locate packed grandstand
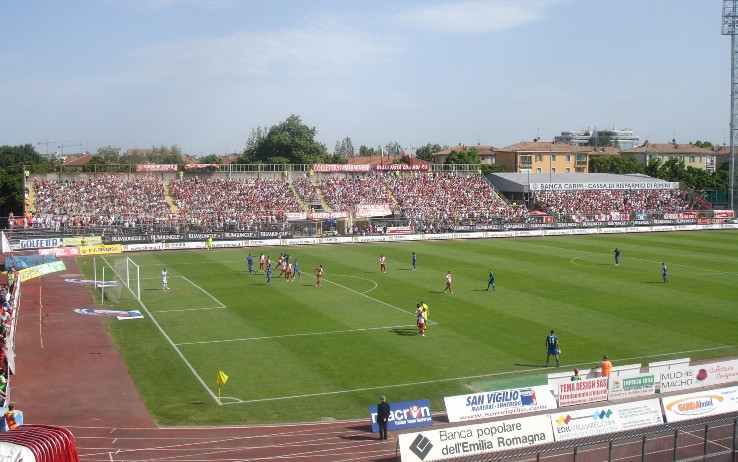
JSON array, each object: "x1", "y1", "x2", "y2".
[{"x1": 16, "y1": 167, "x2": 716, "y2": 237}]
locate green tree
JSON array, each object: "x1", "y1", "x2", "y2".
[
  {"x1": 96, "y1": 145, "x2": 121, "y2": 163},
  {"x1": 589, "y1": 155, "x2": 643, "y2": 174},
  {"x1": 445, "y1": 147, "x2": 480, "y2": 165},
  {"x1": 82, "y1": 155, "x2": 115, "y2": 173},
  {"x1": 645, "y1": 158, "x2": 662, "y2": 178},
  {"x1": 334, "y1": 137, "x2": 355, "y2": 158},
  {"x1": 120, "y1": 149, "x2": 144, "y2": 165},
  {"x1": 415, "y1": 143, "x2": 446, "y2": 162},
  {"x1": 152, "y1": 145, "x2": 183, "y2": 164},
  {"x1": 237, "y1": 115, "x2": 329, "y2": 164},
  {"x1": 325, "y1": 154, "x2": 348, "y2": 164},
  {"x1": 658, "y1": 158, "x2": 688, "y2": 183},
  {"x1": 246, "y1": 126, "x2": 268, "y2": 150},
  {"x1": 713, "y1": 169, "x2": 729, "y2": 191},
  {"x1": 481, "y1": 163, "x2": 506, "y2": 174},
  {"x1": 684, "y1": 166, "x2": 715, "y2": 190},
  {"x1": 358, "y1": 145, "x2": 379, "y2": 157},
  {"x1": 199, "y1": 154, "x2": 223, "y2": 164},
  {"x1": 0, "y1": 144, "x2": 52, "y2": 216}
]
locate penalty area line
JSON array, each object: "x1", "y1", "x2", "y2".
[{"x1": 175, "y1": 324, "x2": 418, "y2": 346}]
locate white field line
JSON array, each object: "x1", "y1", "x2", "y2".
[
  {"x1": 514, "y1": 235, "x2": 738, "y2": 265},
  {"x1": 140, "y1": 275, "x2": 226, "y2": 312},
  {"x1": 101, "y1": 256, "x2": 222, "y2": 404},
  {"x1": 322, "y1": 276, "x2": 414, "y2": 317},
  {"x1": 218, "y1": 343, "x2": 738, "y2": 406},
  {"x1": 175, "y1": 324, "x2": 419, "y2": 346},
  {"x1": 103, "y1": 256, "x2": 428, "y2": 405},
  {"x1": 511, "y1": 239, "x2": 738, "y2": 275}
]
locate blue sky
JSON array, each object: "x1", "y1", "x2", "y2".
[{"x1": 0, "y1": 0, "x2": 729, "y2": 157}]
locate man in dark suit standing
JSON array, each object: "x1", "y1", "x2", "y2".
[{"x1": 377, "y1": 395, "x2": 390, "y2": 440}]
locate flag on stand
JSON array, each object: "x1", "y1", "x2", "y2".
[
  {"x1": 217, "y1": 370, "x2": 229, "y2": 387},
  {"x1": 395, "y1": 143, "x2": 405, "y2": 157}
]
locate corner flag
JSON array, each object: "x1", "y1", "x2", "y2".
[{"x1": 217, "y1": 370, "x2": 228, "y2": 387}]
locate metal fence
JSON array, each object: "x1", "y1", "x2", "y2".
[
  {"x1": 428, "y1": 413, "x2": 738, "y2": 462},
  {"x1": 25, "y1": 163, "x2": 482, "y2": 175}
]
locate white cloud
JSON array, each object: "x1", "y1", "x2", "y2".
[
  {"x1": 395, "y1": 0, "x2": 562, "y2": 33},
  {"x1": 127, "y1": 23, "x2": 396, "y2": 83}
]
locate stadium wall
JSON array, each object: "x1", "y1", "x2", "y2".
[{"x1": 11, "y1": 222, "x2": 738, "y2": 254}]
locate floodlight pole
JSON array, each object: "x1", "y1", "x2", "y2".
[{"x1": 722, "y1": 0, "x2": 738, "y2": 212}]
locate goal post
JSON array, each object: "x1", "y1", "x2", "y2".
[
  {"x1": 114, "y1": 257, "x2": 141, "y2": 301},
  {"x1": 94, "y1": 256, "x2": 141, "y2": 304}
]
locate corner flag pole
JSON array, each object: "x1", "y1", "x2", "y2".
[{"x1": 216, "y1": 370, "x2": 228, "y2": 405}]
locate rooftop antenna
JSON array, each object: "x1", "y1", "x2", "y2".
[{"x1": 722, "y1": 0, "x2": 738, "y2": 211}]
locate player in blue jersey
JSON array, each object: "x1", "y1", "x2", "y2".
[
  {"x1": 293, "y1": 259, "x2": 301, "y2": 278},
  {"x1": 412, "y1": 252, "x2": 417, "y2": 270},
  {"x1": 661, "y1": 262, "x2": 668, "y2": 283},
  {"x1": 612, "y1": 248, "x2": 620, "y2": 266},
  {"x1": 486, "y1": 269, "x2": 495, "y2": 291},
  {"x1": 546, "y1": 330, "x2": 560, "y2": 367},
  {"x1": 266, "y1": 264, "x2": 272, "y2": 285},
  {"x1": 247, "y1": 254, "x2": 254, "y2": 274}
]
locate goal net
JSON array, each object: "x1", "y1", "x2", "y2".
[{"x1": 95, "y1": 257, "x2": 140, "y2": 307}]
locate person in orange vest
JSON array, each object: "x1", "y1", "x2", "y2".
[
  {"x1": 4, "y1": 405, "x2": 19, "y2": 430},
  {"x1": 599, "y1": 355, "x2": 612, "y2": 377}
]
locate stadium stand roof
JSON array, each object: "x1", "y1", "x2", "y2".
[{"x1": 486, "y1": 172, "x2": 668, "y2": 193}]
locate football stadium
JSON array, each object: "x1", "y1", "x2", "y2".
[
  {"x1": 2, "y1": 163, "x2": 738, "y2": 461},
  {"x1": 2, "y1": 2, "x2": 738, "y2": 459}
]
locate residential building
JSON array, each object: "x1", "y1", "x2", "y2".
[
  {"x1": 621, "y1": 142, "x2": 728, "y2": 173},
  {"x1": 493, "y1": 141, "x2": 598, "y2": 174}
]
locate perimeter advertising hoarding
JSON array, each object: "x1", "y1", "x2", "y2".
[
  {"x1": 550, "y1": 399, "x2": 663, "y2": 441},
  {"x1": 17, "y1": 261, "x2": 66, "y2": 282},
  {"x1": 79, "y1": 244, "x2": 122, "y2": 256},
  {"x1": 312, "y1": 163, "x2": 370, "y2": 172},
  {"x1": 398, "y1": 414, "x2": 554, "y2": 461},
  {"x1": 62, "y1": 236, "x2": 102, "y2": 246},
  {"x1": 558, "y1": 377, "x2": 609, "y2": 407},
  {"x1": 529, "y1": 182, "x2": 678, "y2": 190},
  {"x1": 136, "y1": 164, "x2": 178, "y2": 172},
  {"x1": 38, "y1": 247, "x2": 81, "y2": 257},
  {"x1": 374, "y1": 164, "x2": 430, "y2": 172},
  {"x1": 354, "y1": 204, "x2": 391, "y2": 218},
  {"x1": 19, "y1": 238, "x2": 60, "y2": 249},
  {"x1": 608, "y1": 373, "x2": 656, "y2": 400},
  {"x1": 444, "y1": 386, "x2": 557, "y2": 423},
  {"x1": 659, "y1": 359, "x2": 738, "y2": 393},
  {"x1": 367, "y1": 399, "x2": 432, "y2": 432},
  {"x1": 662, "y1": 386, "x2": 738, "y2": 422}
]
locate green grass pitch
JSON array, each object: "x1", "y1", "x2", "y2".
[{"x1": 78, "y1": 230, "x2": 738, "y2": 426}]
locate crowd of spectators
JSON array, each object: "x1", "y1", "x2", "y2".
[
  {"x1": 32, "y1": 175, "x2": 171, "y2": 228},
  {"x1": 0, "y1": 277, "x2": 14, "y2": 404},
  {"x1": 167, "y1": 178, "x2": 303, "y2": 230},
  {"x1": 319, "y1": 176, "x2": 394, "y2": 211},
  {"x1": 380, "y1": 173, "x2": 528, "y2": 222},
  {"x1": 531, "y1": 188, "x2": 694, "y2": 216},
  {"x1": 291, "y1": 177, "x2": 323, "y2": 205},
  {"x1": 23, "y1": 173, "x2": 701, "y2": 235}
]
